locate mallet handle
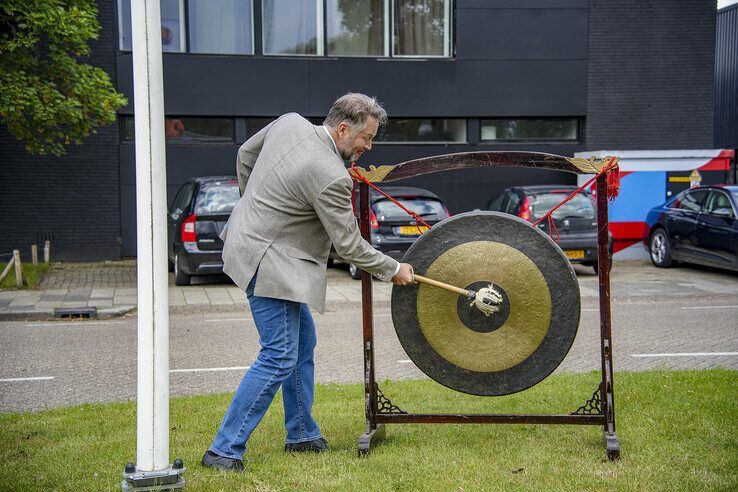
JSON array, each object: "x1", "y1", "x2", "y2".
[{"x1": 412, "y1": 274, "x2": 471, "y2": 297}]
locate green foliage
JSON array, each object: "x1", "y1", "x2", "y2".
[{"x1": 0, "y1": 0, "x2": 127, "y2": 156}]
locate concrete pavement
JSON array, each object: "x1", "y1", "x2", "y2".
[{"x1": 1, "y1": 259, "x2": 737, "y2": 321}]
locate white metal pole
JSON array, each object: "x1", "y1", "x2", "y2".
[{"x1": 131, "y1": 0, "x2": 170, "y2": 472}]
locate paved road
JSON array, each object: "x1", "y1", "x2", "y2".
[{"x1": 1, "y1": 263, "x2": 737, "y2": 413}]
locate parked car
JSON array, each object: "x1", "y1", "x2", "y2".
[
  {"x1": 168, "y1": 176, "x2": 240, "y2": 285},
  {"x1": 337, "y1": 186, "x2": 451, "y2": 279},
  {"x1": 644, "y1": 185, "x2": 738, "y2": 272},
  {"x1": 484, "y1": 185, "x2": 613, "y2": 273}
]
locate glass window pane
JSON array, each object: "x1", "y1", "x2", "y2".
[
  {"x1": 245, "y1": 118, "x2": 276, "y2": 138},
  {"x1": 188, "y1": 0, "x2": 253, "y2": 54},
  {"x1": 677, "y1": 190, "x2": 707, "y2": 212},
  {"x1": 373, "y1": 199, "x2": 446, "y2": 220},
  {"x1": 327, "y1": 0, "x2": 384, "y2": 56},
  {"x1": 394, "y1": 0, "x2": 447, "y2": 56},
  {"x1": 481, "y1": 119, "x2": 579, "y2": 141},
  {"x1": 165, "y1": 118, "x2": 233, "y2": 140},
  {"x1": 123, "y1": 117, "x2": 234, "y2": 141},
  {"x1": 160, "y1": 0, "x2": 184, "y2": 51},
  {"x1": 376, "y1": 118, "x2": 466, "y2": 143},
  {"x1": 118, "y1": 0, "x2": 183, "y2": 52},
  {"x1": 531, "y1": 193, "x2": 595, "y2": 220},
  {"x1": 195, "y1": 181, "x2": 241, "y2": 215},
  {"x1": 263, "y1": 0, "x2": 318, "y2": 55}
]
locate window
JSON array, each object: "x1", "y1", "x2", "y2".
[
  {"x1": 118, "y1": 0, "x2": 186, "y2": 52},
  {"x1": 373, "y1": 198, "x2": 446, "y2": 220},
  {"x1": 481, "y1": 119, "x2": 579, "y2": 142},
  {"x1": 263, "y1": 0, "x2": 321, "y2": 55},
  {"x1": 265, "y1": 0, "x2": 452, "y2": 57},
  {"x1": 375, "y1": 118, "x2": 466, "y2": 143},
  {"x1": 118, "y1": 0, "x2": 254, "y2": 55},
  {"x1": 118, "y1": 0, "x2": 451, "y2": 57},
  {"x1": 123, "y1": 117, "x2": 234, "y2": 141},
  {"x1": 188, "y1": 0, "x2": 254, "y2": 54},
  {"x1": 195, "y1": 180, "x2": 241, "y2": 215},
  {"x1": 393, "y1": 0, "x2": 450, "y2": 57},
  {"x1": 704, "y1": 190, "x2": 736, "y2": 218},
  {"x1": 531, "y1": 193, "x2": 595, "y2": 221},
  {"x1": 676, "y1": 190, "x2": 708, "y2": 212},
  {"x1": 327, "y1": 0, "x2": 385, "y2": 56}
]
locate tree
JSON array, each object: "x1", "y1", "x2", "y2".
[{"x1": 0, "y1": 0, "x2": 127, "y2": 156}]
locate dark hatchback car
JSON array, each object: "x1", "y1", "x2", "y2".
[
  {"x1": 339, "y1": 186, "x2": 451, "y2": 279},
  {"x1": 484, "y1": 185, "x2": 612, "y2": 273},
  {"x1": 167, "y1": 176, "x2": 240, "y2": 285},
  {"x1": 644, "y1": 185, "x2": 738, "y2": 272}
]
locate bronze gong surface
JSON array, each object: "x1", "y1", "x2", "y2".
[{"x1": 391, "y1": 212, "x2": 580, "y2": 396}]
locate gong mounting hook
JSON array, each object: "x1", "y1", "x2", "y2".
[{"x1": 412, "y1": 273, "x2": 503, "y2": 316}]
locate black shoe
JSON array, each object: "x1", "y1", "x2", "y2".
[
  {"x1": 285, "y1": 437, "x2": 330, "y2": 453},
  {"x1": 201, "y1": 450, "x2": 244, "y2": 472}
]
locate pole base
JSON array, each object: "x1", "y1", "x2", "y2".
[
  {"x1": 604, "y1": 431, "x2": 621, "y2": 461},
  {"x1": 358, "y1": 424, "x2": 386, "y2": 457},
  {"x1": 122, "y1": 461, "x2": 186, "y2": 491}
]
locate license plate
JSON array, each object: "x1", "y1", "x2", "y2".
[
  {"x1": 398, "y1": 225, "x2": 429, "y2": 236},
  {"x1": 565, "y1": 250, "x2": 585, "y2": 259}
]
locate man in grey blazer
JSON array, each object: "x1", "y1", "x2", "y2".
[{"x1": 202, "y1": 93, "x2": 414, "y2": 471}]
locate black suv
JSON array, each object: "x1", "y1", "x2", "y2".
[
  {"x1": 340, "y1": 186, "x2": 450, "y2": 279},
  {"x1": 168, "y1": 176, "x2": 240, "y2": 285},
  {"x1": 484, "y1": 185, "x2": 612, "y2": 273}
]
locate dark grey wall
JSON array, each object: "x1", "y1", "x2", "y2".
[
  {"x1": 586, "y1": 0, "x2": 716, "y2": 150},
  {"x1": 715, "y1": 4, "x2": 737, "y2": 150},
  {"x1": 117, "y1": 0, "x2": 589, "y2": 256},
  {"x1": 0, "y1": 0, "x2": 120, "y2": 262}
]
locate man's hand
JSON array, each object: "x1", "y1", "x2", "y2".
[{"x1": 392, "y1": 263, "x2": 415, "y2": 285}]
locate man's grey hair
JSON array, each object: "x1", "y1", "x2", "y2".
[{"x1": 323, "y1": 92, "x2": 388, "y2": 133}]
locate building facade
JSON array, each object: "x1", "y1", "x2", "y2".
[{"x1": 0, "y1": 0, "x2": 719, "y2": 261}]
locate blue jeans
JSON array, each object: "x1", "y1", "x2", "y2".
[{"x1": 209, "y1": 275, "x2": 322, "y2": 459}]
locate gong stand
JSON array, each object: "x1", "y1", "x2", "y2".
[{"x1": 353, "y1": 152, "x2": 620, "y2": 460}]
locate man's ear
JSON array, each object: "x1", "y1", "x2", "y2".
[{"x1": 337, "y1": 121, "x2": 351, "y2": 138}]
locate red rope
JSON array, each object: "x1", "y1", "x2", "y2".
[
  {"x1": 532, "y1": 157, "x2": 619, "y2": 242},
  {"x1": 349, "y1": 162, "x2": 433, "y2": 231}
]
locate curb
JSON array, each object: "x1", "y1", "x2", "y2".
[
  {"x1": 0, "y1": 300, "x2": 392, "y2": 321},
  {"x1": 0, "y1": 305, "x2": 136, "y2": 322}
]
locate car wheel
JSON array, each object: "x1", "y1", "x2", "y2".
[
  {"x1": 174, "y1": 253, "x2": 191, "y2": 286},
  {"x1": 349, "y1": 263, "x2": 362, "y2": 280},
  {"x1": 649, "y1": 229, "x2": 673, "y2": 268}
]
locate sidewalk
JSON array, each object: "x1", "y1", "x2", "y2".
[
  {"x1": 1, "y1": 259, "x2": 737, "y2": 321},
  {"x1": 0, "y1": 261, "x2": 392, "y2": 321}
]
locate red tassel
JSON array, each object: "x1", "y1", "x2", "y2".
[{"x1": 606, "y1": 158, "x2": 620, "y2": 201}]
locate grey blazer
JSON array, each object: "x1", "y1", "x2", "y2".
[{"x1": 220, "y1": 113, "x2": 399, "y2": 312}]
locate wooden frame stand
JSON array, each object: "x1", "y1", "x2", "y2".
[{"x1": 355, "y1": 164, "x2": 620, "y2": 461}]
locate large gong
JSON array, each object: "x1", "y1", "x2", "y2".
[{"x1": 391, "y1": 211, "x2": 580, "y2": 396}]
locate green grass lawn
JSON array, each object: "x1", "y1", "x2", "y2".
[
  {"x1": 0, "y1": 262, "x2": 48, "y2": 290},
  {"x1": 1, "y1": 370, "x2": 736, "y2": 491}
]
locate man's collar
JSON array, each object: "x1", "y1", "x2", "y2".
[{"x1": 322, "y1": 125, "x2": 340, "y2": 156}]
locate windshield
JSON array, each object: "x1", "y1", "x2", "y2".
[
  {"x1": 530, "y1": 193, "x2": 595, "y2": 220},
  {"x1": 194, "y1": 181, "x2": 240, "y2": 215},
  {"x1": 372, "y1": 198, "x2": 447, "y2": 221}
]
